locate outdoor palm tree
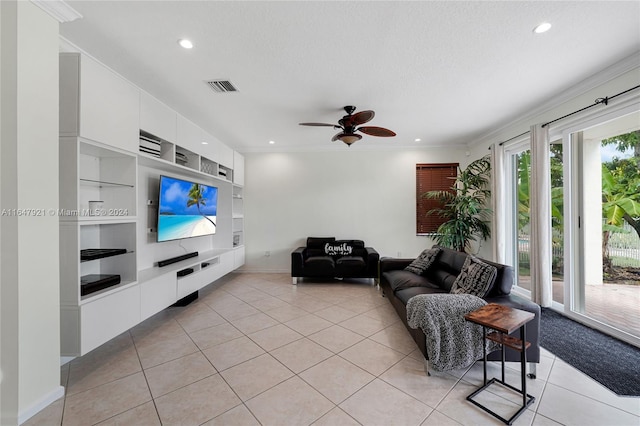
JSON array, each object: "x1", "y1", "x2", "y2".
[
  {"x1": 187, "y1": 183, "x2": 216, "y2": 227},
  {"x1": 424, "y1": 155, "x2": 492, "y2": 252}
]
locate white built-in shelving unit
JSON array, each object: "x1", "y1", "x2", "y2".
[{"x1": 59, "y1": 51, "x2": 245, "y2": 356}]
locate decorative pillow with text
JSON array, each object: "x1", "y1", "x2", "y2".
[{"x1": 324, "y1": 242, "x2": 354, "y2": 256}]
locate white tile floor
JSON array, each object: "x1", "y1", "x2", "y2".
[{"x1": 25, "y1": 273, "x2": 640, "y2": 426}]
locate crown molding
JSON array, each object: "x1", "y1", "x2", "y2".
[
  {"x1": 470, "y1": 52, "x2": 640, "y2": 148},
  {"x1": 239, "y1": 142, "x2": 465, "y2": 154},
  {"x1": 31, "y1": 0, "x2": 82, "y2": 23}
]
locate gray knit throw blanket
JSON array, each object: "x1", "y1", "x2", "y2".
[{"x1": 406, "y1": 293, "x2": 497, "y2": 372}]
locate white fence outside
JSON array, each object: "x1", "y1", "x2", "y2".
[{"x1": 518, "y1": 222, "x2": 640, "y2": 267}]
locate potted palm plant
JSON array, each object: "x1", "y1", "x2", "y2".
[{"x1": 423, "y1": 155, "x2": 492, "y2": 252}]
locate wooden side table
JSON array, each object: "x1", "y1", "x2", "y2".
[{"x1": 464, "y1": 303, "x2": 535, "y2": 425}]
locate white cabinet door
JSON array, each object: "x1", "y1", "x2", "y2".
[
  {"x1": 140, "y1": 91, "x2": 177, "y2": 143},
  {"x1": 200, "y1": 130, "x2": 220, "y2": 164},
  {"x1": 220, "y1": 251, "x2": 235, "y2": 275},
  {"x1": 80, "y1": 285, "x2": 141, "y2": 354},
  {"x1": 75, "y1": 54, "x2": 139, "y2": 152},
  {"x1": 176, "y1": 272, "x2": 202, "y2": 300},
  {"x1": 218, "y1": 142, "x2": 234, "y2": 169},
  {"x1": 177, "y1": 114, "x2": 203, "y2": 153},
  {"x1": 233, "y1": 151, "x2": 245, "y2": 186},
  {"x1": 234, "y1": 246, "x2": 245, "y2": 268},
  {"x1": 140, "y1": 273, "x2": 176, "y2": 321}
]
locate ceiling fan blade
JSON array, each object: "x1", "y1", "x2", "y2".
[
  {"x1": 351, "y1": 110, "x2": 375, "y2": 125},
  {"x1": 358, "y1": 126, "x2": 396, "y2": 137},
  {"x1": 299, "y1": 122, "x2": 338, "y2": 127}
]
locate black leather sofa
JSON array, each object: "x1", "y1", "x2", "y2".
[
  {"x1": 379, "y1": 245, "x2": 540, "y2": 374},
  {"x1": 291, "y1": 237, "x2": 379, "y2": 284}
]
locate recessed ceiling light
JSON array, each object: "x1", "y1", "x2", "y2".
[
  {"x1": 414, "y1": 138, "x2": 422, "y2": 142},
  {"x1": 269, "y1": 140, "x2": 275, "y2": 145},
  {"x1": 178, "y1": 39, "x2": 193, "y2": 49},
  {"x1": 533, "y1": 22, "x2": 552, "y2": 34},
  {"x1": 201, "y1": 142, "x2": 208, "y2": 145}
]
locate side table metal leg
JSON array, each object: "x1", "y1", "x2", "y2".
[
  {"x1": 482, "y1": 326, "x2": 487, "y2": 385},
  {"x1": 521, "y1": 324, "x2": 527, "y2": 407},
  {"x1": 501, "y1": 338, "x2": 505, "y2": 383}
]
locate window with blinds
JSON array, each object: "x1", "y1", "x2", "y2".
[{"x1": 416, "y1": 163, "x2": 458, "y2": 234}]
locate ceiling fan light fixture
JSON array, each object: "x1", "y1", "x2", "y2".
[{"x1": 339, "y1": 134, "x2": 361, "y2": 146}]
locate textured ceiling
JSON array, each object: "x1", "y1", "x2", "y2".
[{"x1": 60, "y1": 1, "x2": 640, "y2": 152}]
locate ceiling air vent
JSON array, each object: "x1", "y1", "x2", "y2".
[{"x1": 206, "y1": 80, "x2": 238, "y2": 93}]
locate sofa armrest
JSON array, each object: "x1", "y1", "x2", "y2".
[
  {"x1": 365, "y1": 247, "x2": 380, "y2": 277},
  {"x1": 291, "y1": 247, "x2": 306, "y2": 276},
  {"x1": 380, "y1": 257, "x2": 414, "y2": 273}
]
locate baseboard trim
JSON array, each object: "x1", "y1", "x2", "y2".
[
  {"x1": 233, "y1": 268, "x2": 290, "y2": 274},
  {"x1": 60, "y1": 356, "x2": 75, "y2": 366},
  {"x1": 18, "y1": 385, "x2": 65, "y2": 425}
]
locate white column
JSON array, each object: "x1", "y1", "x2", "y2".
[{"x1": 1, "y1": 2, "x2": 63, "y2": 424}]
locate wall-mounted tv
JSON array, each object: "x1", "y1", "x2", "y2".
[{"x1": 157, "y1": 175, "x2": 218, "y2": 242}]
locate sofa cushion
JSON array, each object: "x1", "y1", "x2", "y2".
[
  {"x1": 485, "y1": 261, "x2": 514, "y2": 296},
  {"x1": 395, "y1": 286, "x2": 448, "y2": 305},
  {"x1": 304, "y1": 256, "x2": 335, "y2": 274},
  {"x1": 383, "y1": 270, "x2": 440, "y2": 292},
  {"x1": 450, "y1": 255, "x2": 497, "y2": 298},
  {"x1": 306, "y1": 248, "x2": 325, "y2": 257},
  {"x1": 425, "y1": 246, "x2": 468, "y2": 290},
  {"x1": 335, "y1": 256, "x2": 366, "y2": 274},
  {"x1": 306, "y1": 237, "x2": 335, "y2": 250},
  {"x1": 404, "y1": 247, "x2": 440, "y2": 275},
  {"x1": 336, "y1": 256, "x2": 365, "y2": 266}
]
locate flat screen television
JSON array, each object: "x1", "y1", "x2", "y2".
[{"x1": 157, "y1": 175, "x2": 218, "y2": 242}]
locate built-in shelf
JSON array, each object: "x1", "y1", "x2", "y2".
[
  {"x1": 139, "y1": 130, "x2": 234, "y2": 183},
  {"x1": 80, "y1": 249, "x2": 134, "y2": 262},
  {"x1": 79, "y1": 178, "x2": 134, "y2": 188}
]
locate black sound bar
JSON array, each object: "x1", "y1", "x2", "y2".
[{"x1": 158, "y1": 251, "x2": 198, "y2": 267}]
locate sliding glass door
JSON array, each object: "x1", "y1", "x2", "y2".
[
  {"x1": 566, "y1": 110, "x2": 640, "y2": 342},
  {"x1": 506, "y1": 140, "x2": 564, "y2": 306},
  {"x1": 505, "y1": 143, "x2": 530, "y2": 293}
]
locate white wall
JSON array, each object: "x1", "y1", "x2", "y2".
[
  {"x1": 242, "y1": 56, "x2": 640, "y2": 275},
  {"x1": 0, "y1": 2, "x2": 63, "y2": 424},
  {"x1": 243, "y1": 148, "x2": 466, "y2": 272}
]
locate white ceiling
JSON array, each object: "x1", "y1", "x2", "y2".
[{"x1": 60, "y1": 1, "x2": 640, "y2": 153}]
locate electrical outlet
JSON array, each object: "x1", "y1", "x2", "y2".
[
  {"x1": 265, "y1": 251, "x2": 271, "y2": 257},
  {"x1": 397, "y1": 251, "x2": 402, "y2": 257}
]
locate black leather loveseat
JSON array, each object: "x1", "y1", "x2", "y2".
[
  {"x1": 291, "y1": 237, "x2": 379, "y2": 284},
  {"x1": 380, "y1": 245, "x2": 540, "y2": 375}
]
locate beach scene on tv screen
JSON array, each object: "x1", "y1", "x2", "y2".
[{"x1": 158, "y1": 177, "x2": 217, "y2": 242}]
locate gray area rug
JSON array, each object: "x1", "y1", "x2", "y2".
[{"x1": 540, "y1": 308, "x2": 640, "y2": 397}]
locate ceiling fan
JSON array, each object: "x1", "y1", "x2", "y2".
[{"x1": 299, "y1": 106, "x2": 396, "y2": 146}]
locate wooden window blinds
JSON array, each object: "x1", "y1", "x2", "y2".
[{"x1": 416, "y1": 163, "x2": 458, "y2": 234}]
